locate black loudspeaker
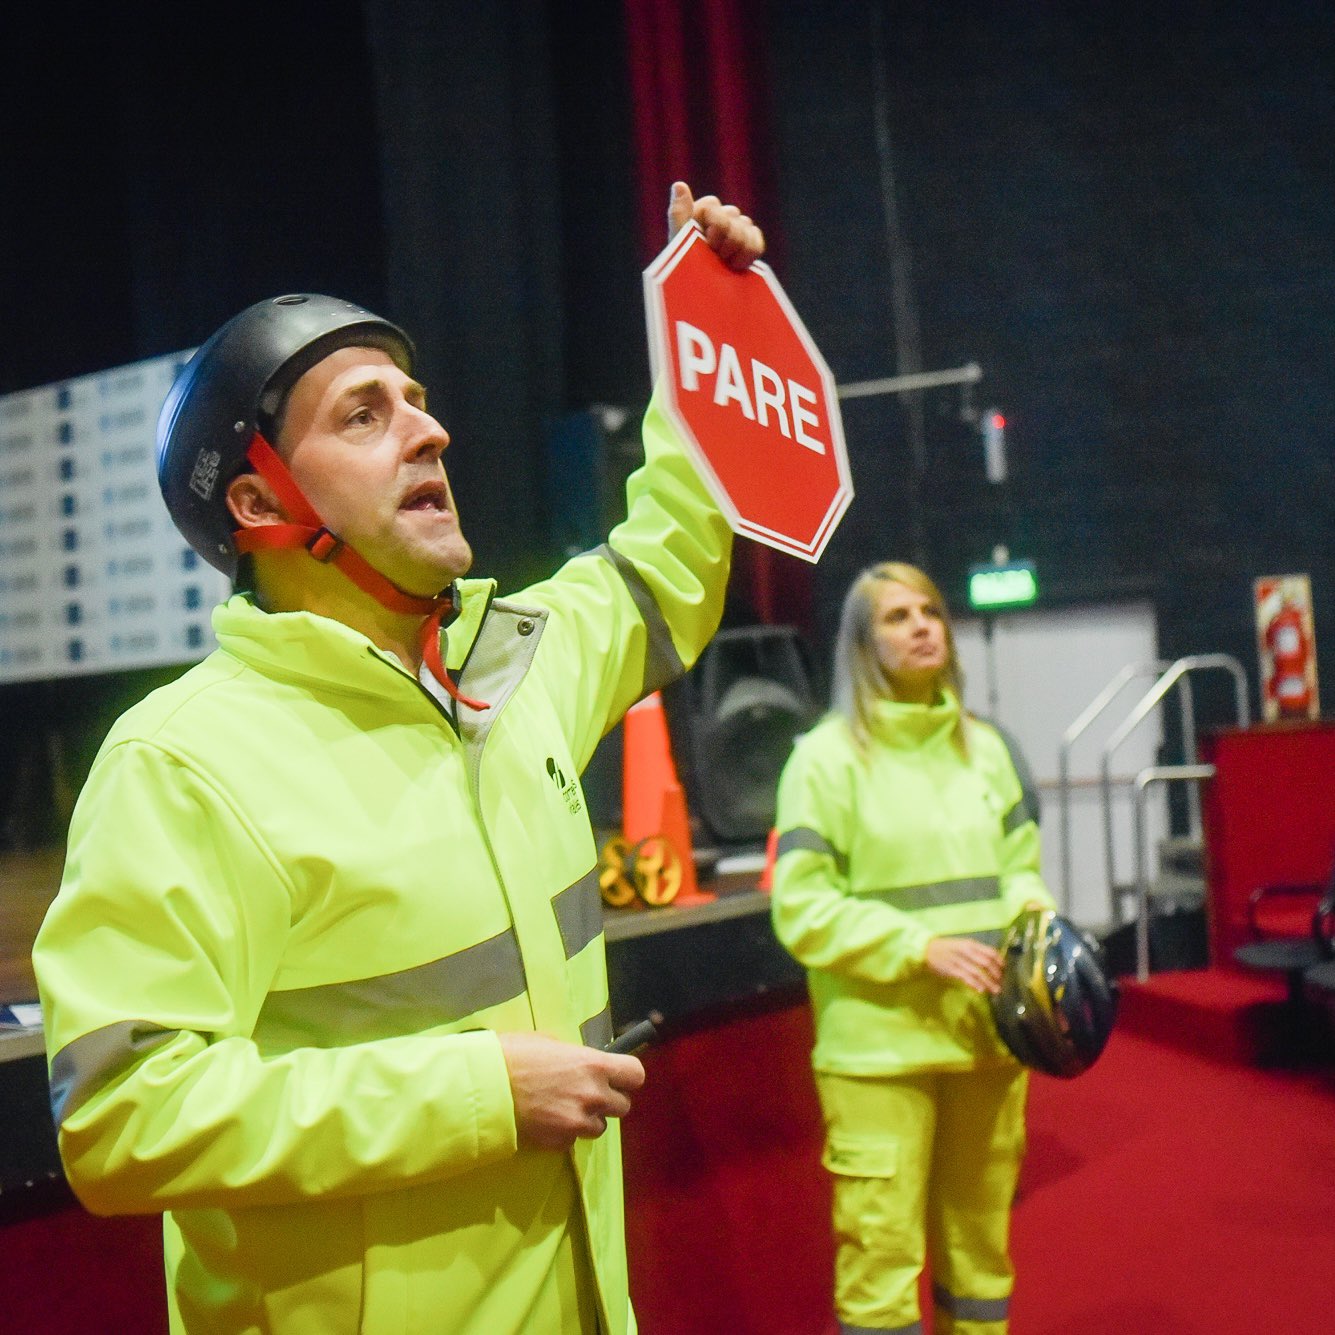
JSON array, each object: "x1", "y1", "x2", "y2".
[{"x1": 671, "y1": 626, "x2": 822, "y2": 847}]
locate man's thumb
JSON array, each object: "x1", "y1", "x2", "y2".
[{"x1": 666, "y1": 180, "x2": 694, "y2": 238}]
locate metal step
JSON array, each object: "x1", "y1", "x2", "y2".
[
  {"x1": 1158, "y1": 834, "x2": 1206, "y2": 876},
  {"x1": 1096, "y1": 904, "x2": 1209, "y2": 978},
  {"x1": 1110, "y1": 871, "x2": 1206, "y2": 922}
]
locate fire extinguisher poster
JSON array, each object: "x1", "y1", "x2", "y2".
[{"x1": 1254, "y1": 574, "x2": 1320, "y2": 722}]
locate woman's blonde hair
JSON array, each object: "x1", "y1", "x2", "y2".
[{"x1": 830, "y1": 561, "x2": 965, "y2": 754}]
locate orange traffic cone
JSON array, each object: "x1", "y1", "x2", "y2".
[
  {"x1": 622, "y1": 692, "x2": 710, "y2": 904},
  {"x1": 758, "y1": 827, "x2": 779, "y2": 892}
]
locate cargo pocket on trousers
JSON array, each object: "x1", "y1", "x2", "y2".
[{"x1": 824, "y1": 1136, "x2": 906, "y2": 1253}]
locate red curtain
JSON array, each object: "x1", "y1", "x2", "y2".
[{"x1": 623, "y1": 0, "x2": 813, "y2": 634}]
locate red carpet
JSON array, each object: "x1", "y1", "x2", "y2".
[
  {"x1": 1114, "y1": 966, "x2": 1295, "y2": 1066},
  {"x1": 1013, "y1": 1009, "x2": 1335, "y2": 1334},
  {"x1": 625, "y1": 977, "x2": 1335, "y2": 1334},
  {"x1": 5, "y1": 978, "x2": 1334, "y2": 1332}
]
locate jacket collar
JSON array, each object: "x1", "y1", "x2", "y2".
[
  {"x1": 212, "y1": 578, "x2": 498, "y2": 697},
  {"x1": 868, "y1": 687, "x2": 962, "y2": 747}
]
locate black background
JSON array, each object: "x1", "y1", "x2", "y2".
[{"x1": 2, "y1": 1, "x2": 1331, "y2": 845}]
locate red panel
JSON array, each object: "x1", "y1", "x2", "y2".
[
  {"x1": 622, "y1": 997, "x2": 834, "y2": 1334},
  {"x1": 0, "y1": 1196, "x2": 166, "y2": 1332},
  {"x1": 622, "y1": 0, "x2": 813, "y2": 632},
  {"x1": 1200, "y1": 721, "x2": 1335, "y2": 965},
  {"x1": 4, "y1": 999, "x2": 834, "y2": 1335}
]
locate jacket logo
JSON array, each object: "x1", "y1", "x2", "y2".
[{"x1": 546, "y1": 757, "x2": 583, "y2": 816}]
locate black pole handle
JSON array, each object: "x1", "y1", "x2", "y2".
[{"x1": 605, "y1": 1015, "x2": 660, "y2": 1054}]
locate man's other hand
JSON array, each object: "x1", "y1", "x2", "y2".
[
  {"x1": 667, "y1": 181, "x2": 766, "y2": 271},
  {"x1": 498, "y1": 1032, "x2": 646, "y2": 1152}
]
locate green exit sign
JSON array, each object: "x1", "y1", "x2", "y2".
[{"x1": 968, "y1": 560, "x2": 1038, "y2": 611}]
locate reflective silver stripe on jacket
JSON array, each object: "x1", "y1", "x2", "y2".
[
  {"x1": 865, "y1": 875, "x2": 1002, "y2": 913},
  {"x1": 256, "y1": 860, "x2": 605, "y2": 1052},
  {"x1": 556, "y1": 867, "x2": 611, "y2": 1046},
  {"x1": 959, "y1": 928, "x2": 1003, "y2": 947},
  {"x1": 839, "y1": 1320, "x2": 923, "y2": 1334},
  {"x1": 55, "y1": 865, "x2": 609, "y2": 1121},
  {"x1": 580, "y1": 1006, "x2": 614, "y2": 1049},
  {"x1": 596, "y1": 543, "x2": 685, "y2": 695},
  {"x1": 454, "y1": 598, "x2": 547, "y2": 756},
  {"x1": 553, "y1": 866, "x2": 604, "y2": 959},
  {"x1": 933, "y1": 1282, "x2": 1009, "y2": 1323},
  {"x1": 49, "y1": 1019, "x2": 177, "y2": 1124},
  {"x1": 252, "y1": 928, "x2": 528, "y2": 1051},
  {"x1": 777, "y1": 827, "x2": 850, "y2": 876},
  {"x1": 1002, "y1": 797, "x2": 1032, "y2": 835}
]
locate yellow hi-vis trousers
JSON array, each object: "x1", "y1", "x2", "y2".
[{"x1": 815, "y1": 1064, "x2": 1029, "y2": 1335}]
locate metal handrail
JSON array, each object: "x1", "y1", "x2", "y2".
[
  {"x1": 836, "y1": 362, "x2": 981, "y2": 399},
  {"x1": 1132, "y1": 764, "x2": 1217, "y2": 980},
  {"x1": 1057, "y1": 661, "x2": 1169, "y2": 912},
  {"x1": 1098, "y1": 654, "x2": 1249, "y2": 917}
]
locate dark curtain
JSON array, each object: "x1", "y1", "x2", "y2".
[
  {"x1": 0, "y1": 2, "x2": 390, "y2": 850},
  {"x1": 362, "y1": 0, "x2": 566, "y2": 592},
  {"x1": 110, "y1": 3, "x2": 389, "y2": 365},
  {"x1": 765, "y1": 0, "x2": 1335, "y2": 674}
]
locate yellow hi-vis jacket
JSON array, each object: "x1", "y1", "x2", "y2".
[
  {"x1": 770, "y1": 693, "x2": 1055, "y2": 1076},
  {"x1": 32, "y1": 393, "x2": 730, "y2": 1335}
]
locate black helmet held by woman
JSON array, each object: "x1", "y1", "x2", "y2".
[{"x1": 990, "y1": 907, "x2": 1117, "y2": 1079}]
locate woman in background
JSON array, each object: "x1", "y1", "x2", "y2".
[{"x1": 770, "y1": 561, "x2": 1053, "y2": 1335}]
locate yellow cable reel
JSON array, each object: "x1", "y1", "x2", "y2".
[
  {"x1": 597, "y1": 836, "x2": 638, "y2": 908},
  {"x1": 598, "y1": 834, "x2": 685, "y2": 908},
  {"x1": 630, "y1": 835, "x2": 683, "y2": 907}
]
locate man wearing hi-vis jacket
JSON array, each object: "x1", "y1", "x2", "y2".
[{"x1": 33, "y1": 184, "x2": 763, "y2": 1334}]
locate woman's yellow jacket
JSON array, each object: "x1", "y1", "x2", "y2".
[{"x1": 771, "y1": 693, "x2": 1055, "y2": 1076}]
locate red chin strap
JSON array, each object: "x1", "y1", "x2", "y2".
[{"x1": 233, "y1": 432, "x2": 488, "y2": 711}]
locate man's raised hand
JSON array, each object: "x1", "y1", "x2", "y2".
[{"x1": 667, "y1": 181, "x2": 766, "y2": 271}]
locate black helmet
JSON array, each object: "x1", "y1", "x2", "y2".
[
  {"x1": 990, "y1": 907, "x2": 1117, "y2": 1078},
  {"x1": 155, "y1": 294, "x2": 414, "y2": 576}
]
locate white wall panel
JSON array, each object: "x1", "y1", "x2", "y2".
[
  {"x1": 954, "y1": 602, "x2": 1168, "y2": 929},
  {"x1": 0, "y1": 351, "x2": 230, "y2": 683}
]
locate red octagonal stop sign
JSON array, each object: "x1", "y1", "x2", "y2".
[{"x1": 644, "y1": 223, "x2": 852, "y2": 562}]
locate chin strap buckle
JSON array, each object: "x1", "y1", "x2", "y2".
[{"x1": 306, "y1": 528, "x2": 344, "y2": 563}]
